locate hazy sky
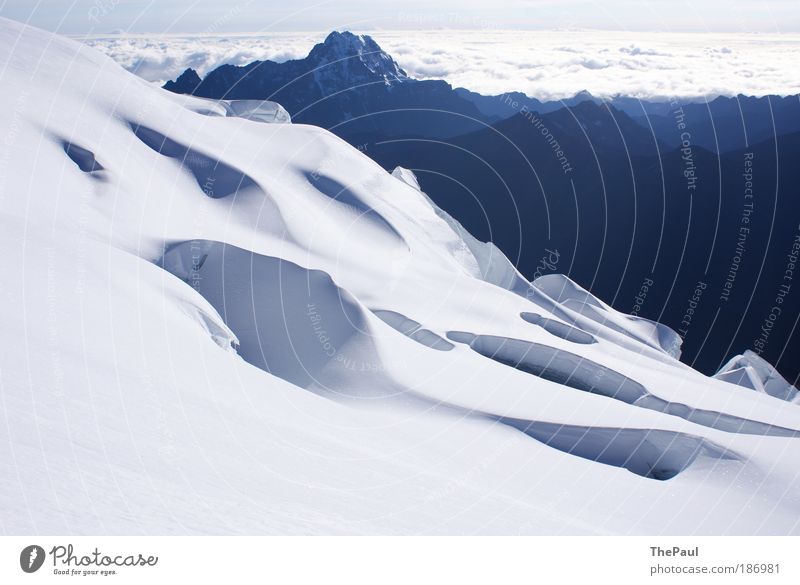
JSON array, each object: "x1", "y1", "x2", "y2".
[{"x1": 3, "y1": 0, "x2": 799, "y2": 34}]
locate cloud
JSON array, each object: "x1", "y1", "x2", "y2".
[
  {"x1": 82, "y1": 33, "x2": 323, "y2": 84},
  {"x1": 577, "y1": 57, "x2": 610, "y2": 70},
  {"x1": 619, "y1": 44, "x2": 670, "y2": 56},
  {"x1": 82, "y1": 30, "x2": 800, "y2": 100}
]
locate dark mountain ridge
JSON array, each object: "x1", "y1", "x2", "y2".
[{"x1": 165, "y1": 31, "x2": 494, "y2": 140}]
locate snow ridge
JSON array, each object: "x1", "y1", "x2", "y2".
[{"x1": 1, "y1": 18, "x2": 800, "y2": 535}]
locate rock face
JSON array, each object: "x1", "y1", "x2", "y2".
[{"x1": 163, "y1": 67, "x2": 202, "y2": 94}]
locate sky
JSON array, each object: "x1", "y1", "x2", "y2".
[{"x1": 2, "y1": 0, "x2": 799, "y2": 34}]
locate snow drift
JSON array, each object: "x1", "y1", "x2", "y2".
[{"x1": 1, "y1": 18, "x2": 800, "y2": 535}]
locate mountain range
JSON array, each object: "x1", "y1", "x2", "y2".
[{"x1": 165, "y1": 31, "x2": 800, "y2": 153}]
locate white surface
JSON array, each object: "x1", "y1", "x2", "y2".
[{"x1": 1, "y1": 19, "x2": 800, "y2": 535}]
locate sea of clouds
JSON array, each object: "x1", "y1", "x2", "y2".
[{"x1": 82, "y1": 30, "x2": 800, "y2": 100}]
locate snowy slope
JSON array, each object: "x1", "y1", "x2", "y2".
[{"x1": 1, "y1": 18, "x2": 799, "y2": 535}]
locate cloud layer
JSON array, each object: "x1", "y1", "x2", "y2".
[{"x1": 82, "y1": 30, "x2": 800, "y2": 100}]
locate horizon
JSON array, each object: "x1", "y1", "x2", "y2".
[
  {"x1": 69, "y1": 28, "x2": 800, "y2": 38},
  {"x1": 71, "y1": 25, "x2": 800, "y2": 100}
]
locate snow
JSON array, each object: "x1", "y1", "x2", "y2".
[
  {"x1": 715, "y1": 350, "x2": 799, "y2": 403},
  {"x1": 520, "y1": 312, "x2": 597, "y2": 344},
  {"x1": 162, "y1": 92, "x2": 292, "y2": 124},
  {"x1": 220, "y1": 100, "x2": 291, "y2": 124},
  {"x1": 1, "y1": 18, "x2": 800, "y2": 535},
  {"x1": 532, "y1": 274, "x2": 684, "y2": 360}
]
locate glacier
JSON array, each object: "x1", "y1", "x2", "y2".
[{"x1": 0, "y1": 18, "x2": 799, "y2": 535}]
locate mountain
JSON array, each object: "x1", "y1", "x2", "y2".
[
  {"x1": 454, "y1": 87, "x2": 599, "y2": 118},
  {"x1": 162, "y1": 30, "x2": 800, "y2": 385},
  {"x1": 3, "y1": 18, "x2": 800, "y2": 535},
  {"x1": 455, "y1": 89, "x2": 800, "y2": 154},
  {"x1": 165, "y1": 30, "x2": 410, "y2": 97},
  {"x1": 165, "y1": 31, "x2": 494, "y2": 140}
]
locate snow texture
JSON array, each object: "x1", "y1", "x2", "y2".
[{"x1": 1, "y1": 19, "x2": 800, "y2": 535}]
